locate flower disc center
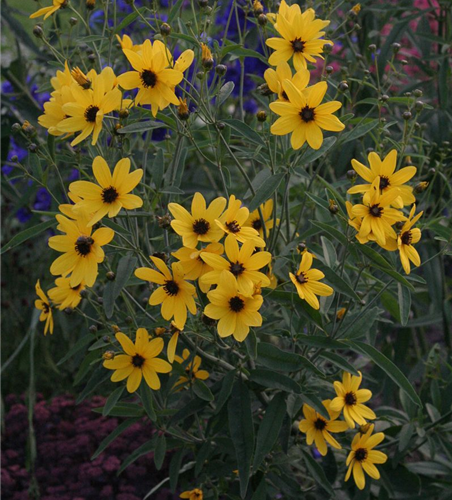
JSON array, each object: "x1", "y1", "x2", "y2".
[
  {"x1": 193, "y1": 218, "x2": 210, "y2": 235},
  {"x1": 229, "y1": 295, "x2": 245, "y2": 312},
  {"x1": 102, "y1": 186, "x2": 119, "y2": 204},
  {"x1": 141, "y1": 69, "x2": 158, "y2": 88},
  {"x1": 75, "y1": 235, "x2": 94, "y2": 256},
  {"x1": 84, "y1": 105, "x2": 99, "y2": 123}
]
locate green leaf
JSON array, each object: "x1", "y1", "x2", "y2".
[
  {"x1": 215, "y1": 370, "x2": 236, "y2": 414},
  {"x1": 251, "y1": 478, "x2": 267, "y2": 500},
  {"x1": 314, "y1": 262, "x2": 360, "y2": 301},
  {"x1": 345, "y1": 340, "x2": 422, "y2": 407},
  {"x1": 298, "y1": 393, "x2": 330, "y2": 420},
  {"x1": 195, "y1": 441, "x2": 211, "y2": 476},
  {"x1": 56, "y1": 334, "x2": 93, "y2": 366},
  {"x1": 301, "y1": 449, "x2": 334, "y2": 496},
  {"x1": 319, "y1": 351, "x2": 360, "y2": 376},
  {"x1": 339, "y1": 307, "x2": 381, "y2": 340},
  {"x1": 223, "y1": 119, "x2": 265, "y2": 146},
  {"x1": 117, "y1": 120, "x2": 166, "y2": 134},
  {"x1": 297, "y1": 335, "x2": 347, "y2": 350},
  {"x1": 139, "y1": 383, "x2": 157, "y2": 421},
  {"x1": 245, "y1": 330, "x2": 257, "y2": 360},
  {"x1": 341, "y1": 119, "x2": 379, "y2": 144},
  {"x1": 310, "y1": 221, "x2": 348, "y2": 246},
  {"x1": 168, "y1": 0, "x2": 185, "y2": 23},
  {"x1": 250, "y1": 369, "x2": 301, "y2": 393},
  {"x1": 154, "y1": 434, "x2": 167, "y2": 471},
  {"x1": 300, "y1": 137, "x2": 337, "y2": 164},
  {"x1": 193, "y1": 380, "x2": 214, "y2": 402},
  {"x1": 118, "y1": 439, "x2": 155, "y2": 475},
  {"x1": 253, "y1": 393, "x2": 287, "y2": 470},
  {"x1": 153, "y1": 148, "x2": 165, "y2": 189},
  {"x1": 228, "y1": 380, "x2": 255, "y2": 498},
  {"x1": 92, "y1": 402, "x2": 145, "y2": 417},
  {"x1": 248, "y1": 173, "x2": 285, "y2": 212},
  {"x1": 1, "y1": 219, "x2": 55, "y2": 254},
  {"x1": 76, "y1": 366, "x2": 110, "y2": 404},
  {"x1": 398, "y1": 283, "x2": 411, "y2": 326},
  {"x1": 91, "y1": 418, "x2": 140, "y2": 460},
  {"x1": 268, "y1": 290, "x2": 324, "y2": 329},
  {"x1": 217, "y1": 81, "x2": 235, "y2": 105},
  {"x1": 257, "y1": 342, "x2": 322, "y2": 375},
  {"x1": 102, "y1": 386, "x2": 125, "y2": 417},
  {"x1": 169, "y1": 448, "x2": 185, "y2": 491},
  {"x1": 103, "y1": 254, "x2": 138, "y2": 319},
  {"x1": 114, "y1": 8, "x2": 146, "y2": 33}
]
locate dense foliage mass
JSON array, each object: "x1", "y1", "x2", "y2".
[{"x1": 1, "y1": 0, "x2": 451, "y2": 499}]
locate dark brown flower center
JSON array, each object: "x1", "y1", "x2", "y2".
[
  {"x1": 102, "y1": 186, "x2": 119, "y2": 204},
  {"x1": 225, "y1": 220, "x2": 240, "y2": 233},
  {"x1": 401, "y1": 230, "x2": 412, "y2": 245},
  {"x1": 292, "y1": 38, "x2": 305, "y2": 53},
  {"x1": 355, "y1": 448, "x2": 368, "y2": 462},
  {"x1": 369, "y1": 204, "x2": 383, "y2": 218},
  {"x1": 300, "y1": 106, "x2": 315, "y2": 123},
  {"x1": 84, "y1": 105, "x2": 99, "y2": 123},
  {"x1": 75, "y1": 235, "x2": 94, "y2": 256},
  {"x1": 314, "y1": 418, "x2": 327, "y2": 430},
  {"x1": 251, "y1": 218, "x2": 262, "y2": 230},
  {"x1": 71, "y1": 284, "x2": 82, "y2": 291},
  {"x1": 42, "y1": 302, "x2": 50, "y2": 313},
  {"x1": 132, "y1": 354, "x2": 145, "y2": 367},
  {"x1": 296, "y1": 272, "x2": 308, "y2": 284},
  {"x1": 345, "y1": 391, "x2": 357, "y2": 406},
  {"x1": 229, "y1": 295, "x2": 245, "y2": 312},
  {"x1": 379, "y1": 176, "x2": 390, "y2": 190},
  {"x1": 164, "y1": 280, "x2": 179, "y2": 296},
  {"x1": 140, "y1": 69, "x2": 157, "y2": 88},
  {"x1": 193, "y1": 218, "x2": 210, "y2": 235},
  {"x1": 230, "y1": 262, "x2": 245, "y2": 276}
]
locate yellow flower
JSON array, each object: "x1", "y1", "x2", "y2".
[
  {"x1": 351, "y1": 3, "x2": 362, "y2": 14},
  {"x1": 345, "y1": 424, "x2": 387, "y2": 490},
  {"x1": 172, "y1": 242, "x2": 224, "y2": 293},
  {"x1": 270, "y1": 81, "x2": 344, "y2": 150},
  {"x1": 116, "y1": 34, "x2": 142, "y2": 52},
  {"x1": 69, "y1": 156, "x2": 143, "y2": 226},
  {"x1": 244, "y1": 199, "x2": 279, "y2": 239},
  {"x1": 71, "y1": 67, "x2": 92, "y2": 89},
  {"x1": 289, "y1": 252, "x2": 333, "y2": 310},
  {"x1": 204, "y1": 271, "x2": 263, "y2": 342},
  {"x1": 201, "y1": 43, "x2": 214, "y2": 68},
  {"x1": 30, "y1": 0, "x2": 67, "y2": 20},
  {"x1": 48, "y1": 212, "x2": 114, "y2": 287},
  {"x1": 168, "y1": 192, "x2": 226, "y2": 249},
  {"x1": 200, "y1": 235, "x2": 272, "y2": 296},
  {"x1": 346, "y1": 201, "x2": 369, "y2": 244},
  {"x1": 48, "y1": 277, "x2": 85, "y2": 310},
  {"x1": 348, "y1": 150, "x2": 416, "y2": 208},
  {"x1": 117, "y1": 39, "x2": 184, "y2": 117},
  {"x1": 135, "y1": 257, "x2": 197, "y2": 330},
  {"x1": 58, "y1": 67, "x2": 122, "y2": 146},
  {"x1": 264, "y1": 61, "x2": 310, "y2": 102},
  {"x1": 103, "y1": 329, "x2": 172, "y2": 393},
  {"x1": 267, "y1": 262, "x2": 278, "y2": 289},
  {"x1": 38, "y1": 86, "x2": 75, "y2": 137},
  {"x1": 216, "y1": 195, "x2": 265, "y2": 247},
  {"x1": 174, "y1": 349, "x2": 209, "y2": 388},
  {"x1": 180, "y1": 489, "x2": 203, "y2": 500},
  {"x1": 35, "y1": 280, "x2": 54, "y2": 335},
  {"x1": 351, "y1": 177, "x2": 407, "y2": 246},
  {"x1": 298, "y1": 400, "x2": 348, "y2": 456},
  {"x1": 266, "y1": 3, "x2": 331, "y2": 70},
  {"x1": 330, "y1": 371, "x2": 376, "y2": 429}
]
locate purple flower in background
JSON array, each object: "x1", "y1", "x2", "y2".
[
  {"x1": 2, "y1": 138, "x2": 27, "y2": 176},
  {"x1": 15, "y1": 208, "x2": 33, "y2": 223},
  {"x1": 33, "y1": 188, "x2": 52, "y2": 212}
]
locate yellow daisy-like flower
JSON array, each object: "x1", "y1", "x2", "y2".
[
  {"x1": 330, "y1": 371, "x2": 376, "y2": 429},
  {"x1": 351, "y1": 177, "x2": 407, "y2": 246},
  {"x1": 30, "y1": 0, "x2": 67, "y2": 20},
  {"x1": 69, "y1": 156, "x2": 143, "y2": 227},
  {"x1": 270, "y1": 81, "x2": 344, "y2": 150},
  {"x1": 116, "y1": 34, "x2": 142, "y2": 52},
  {"x1": 47, "y1": 277, "x2": 85, "y2": 310},
  {"x1": 38, "y1": 86, "x2": 75, "y2": 137},
  {"x1": 244, "y1": 199, "x2": 279, "y2": 239},
  {"x1": 180, "y1": 489, "x2": 203, "y2": 500},
  {"x1": 298, "y1": 399, "x2": 349, "y2": 456},
  {"x1": 200, "y1": 235, "x2": 272, "y2": 296},
  {"x1": 48, "y1": 212, "x2": 114, "y2": 287},
  {"x1": 103, "y1": 329, "x2": 172, "y2": 393},
  {"x1": 216, "y1": 195, "x2": 265, "y2": 247},
  {"x1": 346, "y1": 201, "x2": 369, "y2": 245},
  {"x1": 172, "y1": 242, "x2": 224, "y2": 293},
  {"x1": 135, "y1": 257, "x2": 197, "y2": 330},
  {"x1": 174, "y1": 349, "x2": 209, "y2": 388},
  {"x1": 204, "y1": 271, "x2": 263, "y2": 342},
  {"x1": 264, "y1": 61, "x2": 310, "y2": 102},
  {"x1": 57, "y1": 67, "x2": 122, "y2": 146},
  {"x1": 35, "y1": 280, "x2": 54, "y2": 335},
  {"x1": 289, "y1": 252, "x2": 333, "y2": 310},
  {"x1": 117, "y1": 39, "x2": 184, "y2": 117},
  {"x1": 168, "y1": 192, "x2": 226, "y2": 249},
  {"x1": 266, "y1": 3, "x2": 331, "y2": 70},
  {"x1": 348, "y1": 150, "x2": 416, "y2": 208},
  {"x1": 345, "y1": 424, "x2": 388, "y2": 490}
]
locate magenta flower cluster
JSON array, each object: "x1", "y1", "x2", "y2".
[{"x1": 1, "y1": 394, "x2": 178, "y2": 500}]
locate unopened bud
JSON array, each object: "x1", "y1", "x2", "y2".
[
  {"x1": 336, "y1": 307, "x2": 347, "y2": 320},
  {"x1": 328, "y1": 199, "x2": 339, "y2": 214},
  {"x1": 402, "y1": 111, "x2": 412, "y2": 120},
  {"x1": 177, "y1": 98, "x2": 190, "y2": 121},
  {"x1": 257, "y1": 110, "x2": 267, "y2": 122},
  {"x1": 154, "y1": 327, "x2": 166, "y2": 336},
  {"x1": 103, "y1": 350, "x2": 115, "y2": 360},
  {"x1": 160, "y1": 23, "x2": 171, "y2": 36},
  {"x1": 380, "y1": 94, "x2": 389, "y2": 102},
  {"x1": 198, "y1": 0, "x2": 208, "y2": 7},
  {"x1": 152, "y1": 252, "x2": 168, "y2": 262},
  {"x1": 89, "y1": 325, "x2": 98, "y2": 333},
  {"x1": 12, "y1": 123, "x2": 21, "y2": 133},
  {"x1": 106, "y1": 271, "x2": 115, "y2": 281},
  {"x1": 258, "y1": 13, "x2": 267, "y2": 26},
  {"x1": 11, "y1": 155, "x2": 18, "y2": 162},
  {"x1": 201, "y1": 43, "x2": 214, "y2": 70},
  {"x1": 326, "y1": 65, "x2": 333, "y2": 74},
  {"x1": 69, "y1": 17, "x2": 78, "y2": 26},
  {"x1": 297, "y1": 242, "x2": 307, "y2": 253},
  {"x1": 359, "y1": 423, "x2": 371, "y2": 434},
  {"x1": 395, "y1": 221, "x2": 405, "y2": 231},
  {"x1": 347, "y1": 169, "x2": 357, "y2": 180},
  {"x1": 28, "y1": 143, "x2": 38, "y2": 153},
  {"x1": 33, "y1": 25, "x2": 44, "y2": 38},
  {"x1": 217, "y1": 122, "x2": 225, "y2": 130},
  {"x1": 257, "y1": 83, "x2": 273, "y2": 96},
  {"x1": 414, "y1": 101, "x2": 424, "y2": 112},
  {"x1": 323, "y1": 43, "x2": 333, "y2": 55},
  {"x1": 414, "y1": 181, "x2": 429, "y2": 193},
  {"x1": 338, "y1": 81, "x2": 349, "y2": 92},
  {"x1": 157, "y1": 214, "x2": 172, "y2": 229},
  {"x1": 86, "y1": 0, "x2": 96, "y2": 9},
  {"x1": 125, "y1": 316, "x2": 133, "y2": 324},
  {"x1": 368, "y1": 44, "x2": 377, "y2": 52},
  {"x1": 202, "y1": 313, "x2": 217, "y2": 327},
  {"x1": 401, "y1": 59, "x2": 408, "y2": 65},
  {"x1": 413, "y1": 89, "x2": 423, "y2": 98},
  {"x1": 111, "y1": 325, "x2": 120, "y2": 333},
  {"x1": 80, "y1": 289, "x2": 88, "y2": 298},
  {"x1": 215, "y1": 64, "x2": 227, "y2": 76},
  {"x1": 253, "y1": 0, "x2": 264, "y2": 15},
  {"x1": 119, "y1": 108, "x2": 129, "y2": 119},
  {"x1": 392, "y1": 42, "x2": 401, "y2": 53}
]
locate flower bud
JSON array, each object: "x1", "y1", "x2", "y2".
[
  {"x1": 89, "y1": 325, "x2": 98, "y2": 333},
  {"x1": 325, "y1": 65, "x2": 333, "y2": 74},
  {"x1": 253, "y1": 0, "x2": 264, "y2": 15},
  {"x1": 33, "y1": 25, "x2": 44, "y2": 38},
  {"x1": 257, "y1": 83, "x2": 273, "y2": 96},
  {"x1": 28, "y1": 143, "x2": 38, "y2": 153},
  {"x1": 157, "y1": 214, "x2": 172, "y2": 229},
  {"x1": 111, "y1": 325, "x2": 120, "y2": 333},
  {"x1": 379, "y1": 94, "x2": 389, "y2": 102},
  {"x1": 258, "y1": 13, "x2": 267, "y2": 26},
  {"x1": 338, "y1": 81, "x2": 349, "y2": 92},
  {"x1": 257, "y1": 110, "x2": 267, "y2": 122},
  {"x1": 414, "y1": 181, "x2": 429, "y2": 193},
  {"x1": 106, "y1": 271, "x2": 115, "y2": 281},
  {"x1": 177, "y1": 98, "x2": 190, "y2": 121},
  {"x1": 391, "y1": 42, "x2": 401, "y2": 53},
  {"x1": 201, "y1": 43, "x2": 214, "y2": 70},
  {"x1": 196, "y1": 71, "x2": 204, "y2": 80},
  {"x1": 395, "y1": 221, "x2": 405, "y2": 231},
  {"x1": 347, "y1": 169, "x2": 357, "y2": 180},
  {"x1": 414, "y1": 101, "x2": 424, "y2": 112},
  {"x1": 353, "y1": 23, "x2": 361, "y2": 31},
  {"x1": 323, "y1": 43, "x2": 333, "y2": 54},
  {"x1": 160, "y1": 23, "x2": 171, "y2": 36},
  {"x1": 217, "y1": 122, "x2": 225, "y2": 130},
  {"x1": 368, "y1": 44, "x2": 377, "y2": 52},
  {"x1": 215, "y1": 64, "x2": 227, "y2": 76},
  {"x1": 297, "y1": 242, "x2": 307, "y2": 253},
  {"x1": 328, "y1": 199, "x2": 339, "y2": 214},
  {"x1": 154, "y1": 327, "x2": 166, "y2": 336},
  {"x1": 413, "y1": 89, "x2": 423, "y2": 98},
  {"x1": 118, "y1": 108, "x2": 129, "y2": 119},
  {"x1": 202, "y1": 313, "x2": 217, "y2": 327},
  {"x1": 198, "y1": 0, "x2": 208, "y2": 7},
  {"x1": 152, "y1": 252, "x2": 168, "y2": 262},
  {"x1": 69, "y1": 17, "x2": 78, "y2": 26},
  {"x1": 125, "y1": 316, "x2": 133, "y2": 324},
  {"x1": 402, "y1": 111, "x2": 412, "y2": 120},
  {"x1": 12, "y1": 123, "x2": 21, "y2": 133},
  {"x1": 11, "y1": 155, "x2": 18, "y2": 162},
  {"x1": 401, "y1": 59, "x2": 408, "y2": 65},
  {"x1": 71, "y1": 67, "x2": 91, "y2": 89},
  {"x1": 103, "y1": 350, "x2": 115, "y2": 360},
  {"x1": 64, "y1": 307, "x2": 73, "y2": 315},
  {"x1": 86, "y1": 0, "x2": 96, "y2": 9},
  {"x1": 97, "y1": 296, "x2": 103, "y2": 304},
  {"x1": 428, "y1": 167, "x2": 436, "y2": 175},
  {"x1": 336, "y1": 307, "x2": 347, "y2": 320},
  {"x1": 88, "y1": 54, "x2": 96, "y2": 63},
  {"x1": 80, "y1": 289, "x2": 88, "y2": 298},
  {"x1": 359, "y1": 423, "x2": 371, "y2": 434}
]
